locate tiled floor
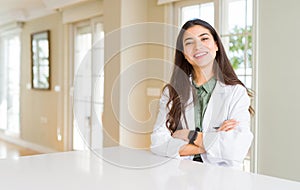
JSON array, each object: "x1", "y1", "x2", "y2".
[{"x1": 0, "y1": 139, "x2": 41, "y2": 159}]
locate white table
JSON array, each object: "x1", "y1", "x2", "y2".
[{"x1": 0, "y1": 146, "x2": 299, "y2": 190}]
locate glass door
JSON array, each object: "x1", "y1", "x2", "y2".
[
  {"x1": 0, "y1": 34, "x2": 21, "y2": 135},
  {"x1": 72, "y1": 18, "x2": 104, "y2": 150}
]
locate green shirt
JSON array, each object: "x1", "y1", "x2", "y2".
[{"x1": 192, "y1": 77, "x2": 217, "y2": 132}]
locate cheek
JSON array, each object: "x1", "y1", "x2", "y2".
[
  {"x1": 183, "y1": 51, "x2": 194, "y2": 64},
  {"x1": 183, "y1": 46, "x2": 193, "y2": 57}
]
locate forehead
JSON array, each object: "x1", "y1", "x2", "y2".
[{"x1": 183, "y1": 25, "x2": 211, "y2": 39}]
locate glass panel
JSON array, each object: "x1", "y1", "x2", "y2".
[
  {"x1": 237, "y1": 75, "x2": 253, "y2": 89},
  {"x1": 0, "y1": 35, "x2": 21, "y2": 134},
  {"x1": 221, "y1": 36, "x2": 230, "y2": 54},
  {"x1": 223, "y1": 35, "x2": 248, "y2": 73},
  {"x1": 237, "y1": 75, "x2": 246, "y2": 86},
  {"x1": 222, "y1": 0, "x2": 246, "y2": 35},
  {"x1": 245, "y1": 75, "x2": 252, "y2": 89},
  {"x1": 73, "y1": 24, "x2": 92, "y2": 151},
  {"x1": 228, "y1": 0, "x2": 246, "y2": 31},
  {"x1": 74, "y1": 25, "x2": 92, "y2": 76},
  {"x1": 0, "y1": 39, "x2": 8, "y2": 130},
  {"x1": 91, "y1": 21, "x2": 105, "y2": 149},
  {"x1": 181, "y1": 3, "x2": 214, "y2": 27},
  {"x1": 93, "y1": 22, "x2": 105, "y2": 45},
  {"x1": 200, "y1": 2, "x2": 214, "y2": 27},
  {"x1": 7, "y1": 36, "x2": 21, "y2": 134},
  {"x1": 246, "y1": 40, "x2": 252, "y2": 75},
  {"x1": 229, "y1": 35, "x2": 246, "y2": 71},
  {"x1": 247, "y1": 0, "x2": 253, "y2": 27},
  {"x1": 181, "y1": 5, "x2": 200, "y2": 26},
  {"x1": 243, "y1": 158, "x2": 251, "y2": 172},
  {"x1": 38, "y1": 40, "x2": 49, "y2": 57}
]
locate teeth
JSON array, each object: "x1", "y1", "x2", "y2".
[{"x1": 194, "y1": 52, "x2": 207, "y2": 58}]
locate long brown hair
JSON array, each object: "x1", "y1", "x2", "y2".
[{"x1": 164, "y1": 19, "x2": 254, "y2": 134}]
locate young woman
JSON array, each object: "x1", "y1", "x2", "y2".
[{"x1": 150, "y1": 19, "x2": 253, "y2": 170}]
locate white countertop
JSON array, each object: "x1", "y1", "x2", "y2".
[{"x1": 0, "y1": 146, "x2": 299, "y2": 190}]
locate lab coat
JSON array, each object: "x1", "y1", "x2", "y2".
[{"x1": 150, "y1": 81, "x2": 253, "y2": 169}]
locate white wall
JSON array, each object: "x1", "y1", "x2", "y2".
[{"x1": 257, "y1": 0, "x2": 300, "y2": 182}]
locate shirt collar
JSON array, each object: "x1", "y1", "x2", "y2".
[{"x1": 192, "y1": 77, "x2": 217, "y2": 93}]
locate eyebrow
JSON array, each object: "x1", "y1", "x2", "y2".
[{"x1": 183, "y1": 33, "x2": 210, "y2": 42}]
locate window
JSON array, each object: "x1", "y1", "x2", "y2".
[
  {"x1": 220, "y1": 0, "x2": 254, "y2": 172},
  {"x1": 176, "y1": 0, "x2": 255, "y2": 172},
  {"x1": 220, "y1": 0, "x2": 253, "y2": 89}
]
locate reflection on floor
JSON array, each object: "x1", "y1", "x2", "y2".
[{"x1": 0, "y1": 139, "x2": 41, "y2": 159}]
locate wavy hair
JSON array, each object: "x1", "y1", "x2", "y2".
[{"x1": 164, "y1": 19, "x2": 254, "y2": 134}]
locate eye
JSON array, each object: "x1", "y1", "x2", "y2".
[
  {"x1": 184, "y1": 41, "x2": 194, "y2": 46},
  {"x1": 201, "y1": 37, "x2": 209, "y2": 41}
]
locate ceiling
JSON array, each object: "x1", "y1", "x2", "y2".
[{"x1": 0, "y1": 0, "x2": 88, "y2": 25}]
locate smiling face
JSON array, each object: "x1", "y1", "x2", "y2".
[{"x1": 183, "y1": 25, "x2": 218, "y2": 71}]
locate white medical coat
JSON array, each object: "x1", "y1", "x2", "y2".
[{"x1": 150, "y1": 81, "x2": 253, "y2": 169}]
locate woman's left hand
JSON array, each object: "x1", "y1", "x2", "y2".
[
  {"x1": 217, "y1": 119, "x2": 239, "y2": 132},
  {"x1": 172, "y1": 129, "x2": 190, "y2": 141}
]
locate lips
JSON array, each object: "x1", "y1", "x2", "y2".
[{"x1": 194, "y1": 52, "x2": 208, "y2": 58}]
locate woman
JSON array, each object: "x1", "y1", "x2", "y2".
[{"x1": 150, "y1": 19, "x2": 253, "y2": 170}]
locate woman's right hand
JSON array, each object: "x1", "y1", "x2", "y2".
[{"x1": 216, "y1": 119, "x2": 239, "y2": 132}]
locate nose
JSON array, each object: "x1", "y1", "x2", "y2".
[{"x1": 195, "y1": 39, "x2": 203, "y2": 50}]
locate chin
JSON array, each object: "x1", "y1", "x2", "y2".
[{"x1": 195, "y1": 60, "x2": 213, "y2": 68}]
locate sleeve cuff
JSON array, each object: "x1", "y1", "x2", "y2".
[{"x1": 203, "y1": 132, "x2": 220, "y2": 158}]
